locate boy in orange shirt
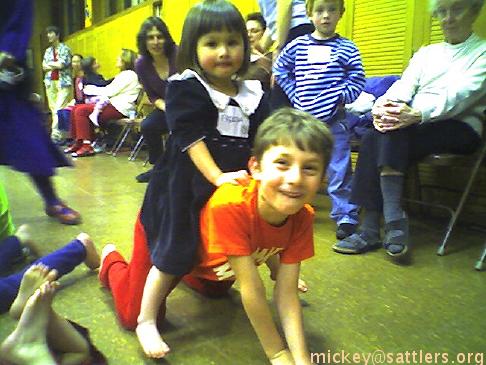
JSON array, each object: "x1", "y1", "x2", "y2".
[{"x1": 100, "y1": 107, "x2": 333, "y2": 364}]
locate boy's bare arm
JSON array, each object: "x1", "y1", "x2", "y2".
[
  {"x1": 275, "y1": 263, "x2": 312, "y2": 365},
  {"x1": 228, "y1": 255, "x2": 288, "y2": 362}
]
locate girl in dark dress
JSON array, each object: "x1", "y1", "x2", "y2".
[{"x1": 98, "y1": 0, "x2": 269, "y2": 359}]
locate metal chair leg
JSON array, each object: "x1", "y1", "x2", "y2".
[
  {"x1": 437, "y1": 142, "x2": 486, "y2": 255},
  {"x1": 129, "y1": 135, "x2": 144, "y2": 161},
  {"x1": 112, "y1": 124, "x2": 133, "y2": 157},
  {"x1": 475, "y1": 243, "x2": 486, "y2": 271}
]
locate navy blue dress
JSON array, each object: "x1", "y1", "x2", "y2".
[
  {"x1": 140, "y1": 73, "x2": 269, "y2": 276},
  {"x1": 0, "y1": 0, "x2": 70, "y2": 176}
]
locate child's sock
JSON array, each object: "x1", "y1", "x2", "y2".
[{"x1": 380, "y1": 174, "x2": 405, "y2": 224}]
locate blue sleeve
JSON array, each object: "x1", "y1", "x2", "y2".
[
  {"x1": 273, "y1": 41, "x2": 298, "y2": 104},
  {"x1": 0, "y1": 0, "x2": 33, "y2": 62},
  {"x1": 340, "y1": 43, "x2": 366, "y2": 104}
]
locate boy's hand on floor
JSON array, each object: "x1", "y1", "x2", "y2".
[{"x1": 297, "y1": 278, "x2": 308, "y2": 293}]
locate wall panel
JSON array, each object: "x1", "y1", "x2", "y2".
[{"x1": 352, "y1": 0, "x2": 411, "y2": 76}]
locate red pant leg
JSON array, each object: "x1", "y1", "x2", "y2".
[
  {"x1": 98, "y1": 104, "x2": 125, "y2": 125},
  {"x1": 100, "y1": 214, "x2": 152, "y2": 330},
  {"x1": 71, "y1": 104, "x2": 95, "y2": 141}
]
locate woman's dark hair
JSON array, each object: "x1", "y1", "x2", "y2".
[
  {"x1": 246, "y1": 12, "x2": 266, "y2": 31},
  {"x1": 136, "y1": 16, "x2": 177, "y2": 61},
  {"x1": 176, "y1": 0, "x2": 250, "y2": 76}
]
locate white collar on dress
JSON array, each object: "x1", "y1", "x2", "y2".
[{"x1": 169, "y1": 69, "x2": 263, "y2": 116}]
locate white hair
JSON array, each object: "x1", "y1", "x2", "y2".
[{"x1": 429, "y1": 0, "x2": 485, "y2": 12}]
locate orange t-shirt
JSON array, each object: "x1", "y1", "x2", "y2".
[{"x1": 191, "y1": 179, "x2": 315, "y2": 281}]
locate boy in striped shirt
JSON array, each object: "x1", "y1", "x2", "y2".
[{"x1": 273, "y1": 0, "x2": 365, "y2": 240}]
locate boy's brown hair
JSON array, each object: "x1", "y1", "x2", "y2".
[
  {"x1": 305, "y1": 0, "x2": 345, "y2": 16},
  {"x1": 253, "y1": 108, "x2": 334, "y2": 170}
]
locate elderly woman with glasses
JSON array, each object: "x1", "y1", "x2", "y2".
[{"x1": 333, "y1": 0, "x2": 486, "y2": 259}]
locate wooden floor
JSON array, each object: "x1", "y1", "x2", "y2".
[{"x1": 1, "y1": 151, "x2": 485, "y2": 365}]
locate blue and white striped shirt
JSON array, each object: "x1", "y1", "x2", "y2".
[{"x1": 274, "y1": 34, "x2": 365, "y2": 122}]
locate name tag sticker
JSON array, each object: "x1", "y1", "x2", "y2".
[
  {"x1": 307, "y1": 45, "x2": 332, "y2": 63},
  {"x1": 217, "y1": 105, "x2": 249, "y2": 138}
]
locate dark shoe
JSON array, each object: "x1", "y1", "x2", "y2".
[
  {"x1": 45, "y1": 203, "x2": 82, "y2": 225},
  {"x1": 383, "y1": 217, "x2": 409, "y2": 257},
  {"x1": 336, "y1": 223, "x2": 357, "y2": 240},
  {"x1": 333, "y1": 231, "x2": 381, "y2": 254},
  {"x1": 72, "y1": 144, "x2": 95, "y2": 158},
  {"x1": 136, "y1": 169, "x2": 153, "y2": 183}
]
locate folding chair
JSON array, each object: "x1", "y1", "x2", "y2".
[
  {"x1": 407, "y1": 110, "x2": 486, "y2": 258},
  {"x1": 110, "y1": 91, "x2": 146, "y2": 157}
]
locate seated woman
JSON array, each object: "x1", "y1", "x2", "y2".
[
  {"x1": 64, "y1": 49, "x2": 141, "y2": 157},
  {"x1": 244, "y1": 12, "x2": 272, "y2": 92},
  {"x1": 134, "y1": 16, "x2": 177, "y2": 183},
  {"x1": 333, "y1": 0, "x2": 486, "y2": 258}
]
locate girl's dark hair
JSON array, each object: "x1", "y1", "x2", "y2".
[
  {"x1": 80, "y1": 56, "x2": 97, "y2": 75},
  {"x1": 72, "y1": 54, "x2": 83, "y2": 60},
  {"x1": 176, "y1": 0, "x2": 250, "y2": 76},
  {"x1": 136, "y1": 16, "x2": 177, "y2": 61}
]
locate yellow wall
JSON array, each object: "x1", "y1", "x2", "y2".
[
  {"x1": 65, "y1": 5, "x2": 152, "y2": 78},
  {"x1": 63, "y1": 0, "x2": 486, "y2": 79}
]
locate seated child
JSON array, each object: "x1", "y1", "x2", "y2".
[
  {"x1": 99, "y1": 108, "x2": 334, "y2": 363},
  {"x1": 1, "y1": 265, "x2": 106, "y2": 365}
]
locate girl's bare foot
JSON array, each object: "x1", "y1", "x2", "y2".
[
  {"x1": 1, "y1": 282, "x2": 59, "y2": 365},
  {"x1": 76, "y1": 233, "x2": 100, "y2": 270},
  {"x1": 10, "y1": 265, "x2": 58, "y2": 319},
  {"x1": 136, "y1": 320, "x2": 171, "y2": 358}
]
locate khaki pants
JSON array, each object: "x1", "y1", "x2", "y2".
[{"x1": 45, "y1": 80, "x2": 72, "y2": 140}]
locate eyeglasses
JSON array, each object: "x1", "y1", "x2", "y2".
[{"x1": 432, "y1": 3, "x2": 471, "y2": 19}]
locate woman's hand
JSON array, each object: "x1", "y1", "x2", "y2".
[
  {"x1": 372, "y1": 101, "x2": 421, "y2": 132},
  {"x1": 215, "y1": 170, "x2": 250, "y2": 187}
]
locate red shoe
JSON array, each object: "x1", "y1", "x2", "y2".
[
  {"x1": 45, "y1": 203, "x2": 82, "y2": 225},
  {"x1": 71, "y1": 144, "x2": 95, "y2": 157},
  {"x1": 63, "y1": 141, "x2": 82, "y2": 154}
]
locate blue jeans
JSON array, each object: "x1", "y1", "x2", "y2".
[
  {"x1": 0, "y1": 237, "x2": 86, "y2": 314},
  {"x1": 326, "y1": 116, "x2": 359, "y2": 226}
]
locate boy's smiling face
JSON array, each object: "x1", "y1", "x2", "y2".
[
  {"x1": 250, "y1": 143, "x2": 325, "y2": 226},
  {"x1": 310, "y1": 0, "x2": 344, "y2": 40}
]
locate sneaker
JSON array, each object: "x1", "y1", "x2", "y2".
[
  {"x1": 45, "y1": 203, "x2": 81, "y2": 225},
  {"x1": 336, "y1": 223, "x2": 357, "y2": 240},
  {"x1": 332, "y1": 231, "x2": 381, "y2": 254},
  {"x1": 136, "y1": 169, "x2": 153, "y2": 183},
  {"x1": 72, "y1": 144, "x2": 95, "y2": 158}
]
